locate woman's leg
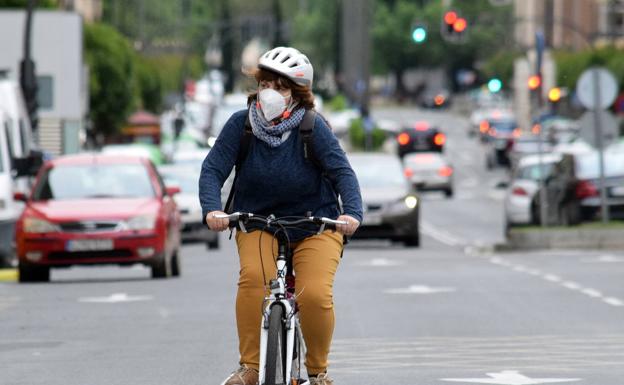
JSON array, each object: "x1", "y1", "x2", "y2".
[
  {"x1": 292, "y1": 231, "x2": 344, "y2": 375},
  {"x1": 235, "y1": 230, "x2": 278, "y2": 370}
]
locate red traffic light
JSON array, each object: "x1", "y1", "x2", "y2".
[
  {"x1": 444, "y1": 11, "x2": 458, "y2": 25},
  {"x1": 453, "y1": 17, "x2": 467, "y2": 33},
  {"x1": 528, "y1": 75, "x2": 541, "y2": 90}
]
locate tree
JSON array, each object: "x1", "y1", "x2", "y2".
[
  {"x1": 84, "y1": 23, "x2": 138, "y2": 137},
  {"x1": 0, "y1": 0, "x2": 56, "y2": 7}
]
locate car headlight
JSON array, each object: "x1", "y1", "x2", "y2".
[
  {"x1": 120, "y1": 214, "x2": 157, "y2": 231},
  {"x1": 404, "y1": 195, "x2": 418, "y2": 209},
  {"x1": 23, "y1": 218, "x2": 59, "y2": 233}
]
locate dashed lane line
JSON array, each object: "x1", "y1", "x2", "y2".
[{"x1": 487, "y1": 256, "x2": 624, "y2": 308}]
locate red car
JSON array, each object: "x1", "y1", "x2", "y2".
[{"x1": 14, "y1": 154, "x2": 182, "y2": 282}]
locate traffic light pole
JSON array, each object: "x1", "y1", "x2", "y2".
[{"x1": 20, "y1": 0, "x2": 39, "y2": 133}]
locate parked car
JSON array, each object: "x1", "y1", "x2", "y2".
[
  {"x1": 396, "y1": 121, "x2": 446, "y2": 158},
  {"x1": 101, "y1": 143, "x2": 165, "y2": 166},
  {"x1": 348, "y1": 153, "x2": 420, "y2": 246},
  {"x1": 419, "y1": 88, "x2": 451, "y2": 109},
  {"x1": 484, "y1": 118, "x2": 521, "y2": 169},
  {"x1": 14, "y1": 154, "x2": 182, "y2": 282},
  {"x1": 504, "y1": 153, "x2": 565, "y2": 228},
  {"x1": 158, "y1": 164, "x2": 219, "y2": 249},
  {"x1": 507, "y1": 135, "x2": 554, "y2": 171},
  {"x1": 402, "y1": 152, "x2": 454, "y2": 198}
]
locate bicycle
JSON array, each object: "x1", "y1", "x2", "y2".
[{"x1": 215, "y1": 212, "x2": 347, "y2": 385}]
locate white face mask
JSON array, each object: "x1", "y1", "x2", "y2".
[{"x1": 258, "y1": 88, "x2": 291, "y2": 121}]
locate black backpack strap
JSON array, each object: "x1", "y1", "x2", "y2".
[
  {"x1": 299, "y1": 109, "x2": 323, "y2": 170},
  {"x1": 224, "y1": 112, "x2": 253, "y2": 213}
]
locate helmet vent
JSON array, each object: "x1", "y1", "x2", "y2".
[
  {"x1": 271, "y1": 51, "x2": 280, "y2": 60},
  {"x1": 280, "y1": 55, "x2": 290, "y2": 63},
  {"x1": 288, "y1": 62, "x2": 297, "y2": 68}
]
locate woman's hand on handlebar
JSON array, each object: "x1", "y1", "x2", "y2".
[
  {"x1": 206, "y1": 210, "x2": 230, "y2": 232},
  {"x1": 335, "y1": 214, "x2": 359, "y2": 236}
]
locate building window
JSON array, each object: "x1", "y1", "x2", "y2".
[{"x1": 36, "y1": 75, "x2": 54, "y2": 110}]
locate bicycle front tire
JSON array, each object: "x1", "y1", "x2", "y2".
[{"x1": 264, "y1": 304, "x2": 287, "y2": 385}]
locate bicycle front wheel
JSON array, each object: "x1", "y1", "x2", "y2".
[{"x1": 264, "y1": 304, "x2": 287, "y2": 385}]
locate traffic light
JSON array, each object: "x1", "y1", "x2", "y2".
[
  {"x1": 487, "y1": 78, "x2": 503, "y2": 93},
  {"x1": 548, "y1": 87, "x2": 561, "y2": 103},
  {"x1": 527, "y1": 75, "x2": 541, "y2": 91},
  {"x1": 441, "y1": 10, "x2": 468, "y2": 42},
  {"x1": 411, "y1": 23, "x2": 427, "y2": 43}
]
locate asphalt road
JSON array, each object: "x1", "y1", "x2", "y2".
[{"x1": 1, "y1": 107, "x2": 623, "y2": 385}]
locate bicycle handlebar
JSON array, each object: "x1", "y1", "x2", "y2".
[{"x1": 213, "y1": 212, "x2": 347, "y2": 234}]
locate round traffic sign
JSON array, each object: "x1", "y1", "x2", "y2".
[
  {"x1": 576, "y1": 67, "x2": 618, "y2": 110},
  {"x1": 578, "y1": 110, "x2": 619, "y2": 149}
]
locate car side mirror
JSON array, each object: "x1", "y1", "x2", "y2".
[
  {"x1": 13, "y1": 192, "x2": 27, "y2": 202},
  {"x1": 13, "y1": 150, "x2": 44, "y2": 177},
  {"x1": 166, "y1": 186, "x2": 181, "y2": 196}
]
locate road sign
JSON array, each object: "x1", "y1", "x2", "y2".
[
  {"x1": 578, "y1": 110, "x2": 618, "y2": 149},
  {"x1": 441, "y1": 370, "x2": 581, "y2": 385},
  {"x1": 576, "y1": 67, "x2": 618, "y2": 110}
]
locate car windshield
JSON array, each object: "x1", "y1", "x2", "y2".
[
  {"x1": 489, "y1": 119, "x2": 516, "y2": 132},
  {"x1": 515, "y1": 163, "x2": 556, "y2": 181},
  {"x1": 160, "y1": 170, "x2": 199, "y2": 194},
  {"x1": 403, "y1": 153, "x2": 445, "y2": 169},
  {"x1": 33, "y1": 164, "x2": 155, "y2": 200},
  {"x1": 350, "y1": 156, "x2": 406, "y2": 189},
  {"x1": 575, "y1": 152, "x2": 624, "y2": 179}
]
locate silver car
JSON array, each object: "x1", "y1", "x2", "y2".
[
  {"x1": 158, "y1": 164, "x2": 220, "y2": 249},
  {"x1": 402, "y1": 152, "x2": 454, "y2": 198},
  {"x1": 349, "y1": 153, "x2": 420, "y2": 247}
]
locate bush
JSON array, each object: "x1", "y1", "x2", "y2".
[
  {"x1": 327, "y1": 94, "x2": 349, "y2": 111},
  {"x1": 349, "y1": 118, "x2": 386, "y2": 151}
]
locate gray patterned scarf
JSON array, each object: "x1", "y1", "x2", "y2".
[{"x1": 249, "y1": 101, "x2": 305, "y2": 148}]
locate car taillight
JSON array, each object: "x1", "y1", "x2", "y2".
[
  {"x1": 433, "y1": 133, "x2": 446, "y2": 146},
  {"x1": 512, "y1": 187, "x2": 528, "y2": 196},
  {"x1": 480, "y1": 121, "x2": 490, "y2": 133},
  {"x1": 404, "y1": 168, "x2": 414, "y2": 178},
  {"x1": 576, "y1": 180, "x2": 599, "y2": 199},
  {"x1": 397, "y1": 133, "x2": 410, "y2": 146},
  {"x1": 438, "y1": 166, "x2": 453, "y2": 177}
]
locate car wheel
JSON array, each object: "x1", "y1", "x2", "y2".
[
  {"x1": 18, "y1": 264, "x2": 50, "y2": 283},
  {"x1": 207, "y1": 237, "x2": 220, "y2": 250},
  {"x1": 151, "y1": 254, "x2": 170, "y2": 279},
  {"x1": 444, "y1": 188, "x2": 453, "y2": 198},
  {"x1": 171, "y1": 251, "x2": 181, "y2": 277},
  {"x1": 403, "y1": 232, "x2": 420, "y2": 247}
]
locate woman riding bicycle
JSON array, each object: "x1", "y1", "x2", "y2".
[{"x1": 199, "y1": 46, "x2": 363, "y2": 385}]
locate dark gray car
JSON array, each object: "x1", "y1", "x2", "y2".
[{"x1": 348, "y1": 153, "x2": 420, "y2": 247}]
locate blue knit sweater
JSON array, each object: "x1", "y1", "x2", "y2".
[{"x1": 198, "y1": 109, "x2": 363, "y2": 241}]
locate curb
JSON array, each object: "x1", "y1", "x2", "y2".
[
  {"x1": 0, "y1": 269, "x2": 18, "y2": 282},
  {"x1": 504, "y1": 227, "x2": 624, "y2": 251}
]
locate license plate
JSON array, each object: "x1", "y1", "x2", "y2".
[
  {"x1": 610, "y1": 186, "x2": 624, "y2": 197},
  {"x1": 66, "y1": 239, "x2": 114, "y2": 252},
  {"x1": 363, "y1": 213, "x2": 383, "y2": 225}
]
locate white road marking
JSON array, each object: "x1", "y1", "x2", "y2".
[
  {"x1": 487, "y1": 256, "x2": 624, "y2": 308},
  {"x1": 359, "y1": 258, "x2": 405, "y2": 267},
  {"x1": 420, "y1": 221, "x2": 464, "y2": 247},
  {"x1": 603, "y1": 297, "x2": 624, "y2": 307},
  {"x1": 581, "y1": 255, "x2": 624, "y2": 263},
  {"x1": 78, "y1": 293, "x2": 153, "y2": 303},
  {"x1": 384, "y1": 285, "x2": 456, "y2": 294},
  {"x1": 581, "y1": 288, "x2": 603, "y2": 298},
  {"x1": 441, "y1": 370, "x2": 581, "y2": 385}
]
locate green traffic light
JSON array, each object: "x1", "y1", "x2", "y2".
[
  {"x1": 488, "y1": 78, "x2": 502, "y2": 93},
  {"x1": 412, "y1": 27, "x2": 427, "y2": 43}
]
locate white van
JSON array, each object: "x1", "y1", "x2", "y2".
[{"x1": 0, "y1": 78, "x2": 41, "y2": 267}]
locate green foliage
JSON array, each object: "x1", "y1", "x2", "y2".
[
  {"x1": 554, "y1": 46, "x2": 624, "y2": 90},
  {"x1": 85, "y1": 23, "x2": 138, "y2": 137},
  {"x1": 349, "y1": 118, "x2": 386, "y2": 151},
  {"x1": 327, "y1": 94, "x2": 349, "y2": 111},
  {"x1": 141, "y1": 54, "x2": 204, "y2": 96},
  {"x1": 134, "y1": 56, "x2": 163, "y2": 113},
  {"x1": 0, "y1": 0, "x2": 56, "y2": 7}
]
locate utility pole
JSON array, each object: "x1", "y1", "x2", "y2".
[{"x1": 21, "y1": 0, "x2": 39, "y2": 134}]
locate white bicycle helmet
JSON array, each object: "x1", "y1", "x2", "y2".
[{"x1": 258, "y1": 46, "x2": 313, "y2": 88}]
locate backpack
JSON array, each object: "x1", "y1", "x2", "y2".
[{"x1": 224, "y1": 108, "x2": 334, "y2": 214}]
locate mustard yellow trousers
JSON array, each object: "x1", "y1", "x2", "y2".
[{"x1": 235, "y1": 230, "x2": 344, "y2": 375}]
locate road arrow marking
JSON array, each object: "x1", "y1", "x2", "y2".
[
  {"x1": 441, "y1": 370, "x2": 581, "y2": 385},
  {"x1": 78, "y1": 293, "x2": 153, "y2": 303},
  {"x1": 384, "y1": 285, "x2": 456, "y2": 294}
]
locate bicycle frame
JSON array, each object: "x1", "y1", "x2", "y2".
[{"x1": 258, "y1": 243, "x2": 306, "y2": 385}]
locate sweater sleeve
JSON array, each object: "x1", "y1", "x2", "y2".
[
  {"x1": 311, "y1": 115, "x2": 364, "y2": 223},
  {"x1": 198, "y1": 110, "x2": 246, "y2": 221}
]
